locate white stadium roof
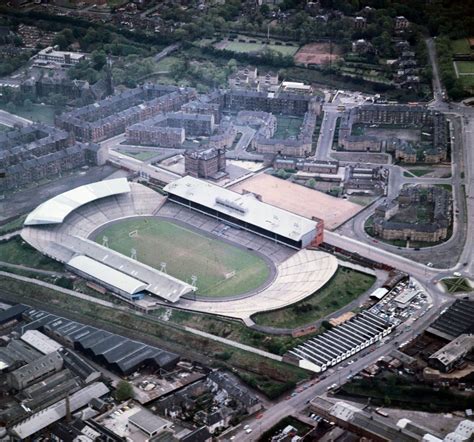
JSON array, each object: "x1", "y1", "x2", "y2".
[
  {"x1": 68, "y1": 255, "x2": 148, "y2": 295},
  {"x1": 24, "y1": 178, "x2": 131, "y2": 226},
  {"x1": 164, "y1": 176, "x2": 317, "y2": 243}
]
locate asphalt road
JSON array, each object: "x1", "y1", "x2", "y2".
[
  {"x1": 226, "y1": 278, "x2": 452, "y2": 442},
  {"x1": 0, "y1": 109, "x2": 32, "y2": 127},
  {"x1": 227, "y1": 39, "x2": 473, "y2": 441}
]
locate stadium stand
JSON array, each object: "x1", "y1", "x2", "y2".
[
  {"x1": 21, "y1": 180, "x2": 193, "y2": 303},
  {"x1": 164, "y1": 176, "x2": 323, "y2": 249}
]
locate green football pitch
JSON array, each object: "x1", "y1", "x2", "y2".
[{"x1": 95, "y1": 218, "x2": 272, "y2": 297}]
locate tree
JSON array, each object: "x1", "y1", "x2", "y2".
[
  {"x1": 115, "y1": 380, "x2": 134, "y2": 401},
  {"x1": 23, "y1": 98, "x2": 33, "y2": 111},
  {"x1": 91, "y1": 50, "x2": 106, "y2": 70},
  {"x1": 260, "y1": 4, "x2": 270, "y2": 16},
  {"x1": 53, "y1": 33, "x2": 68, "y2": 51},
  {"x1": 307, "y1": 178, "x2": 316, "y2": 188}
]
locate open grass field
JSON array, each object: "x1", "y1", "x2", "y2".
[
  {"x1": 403, "y1": 168, "x2": 434, "y2": 177},
  {"x1": 155, "y1": 55, "x2": 181, "y2": 71},
  {"x1": 220, "y1": 39, "x2": 298, "y2": 56},
  {"x1": 441, "y1": 277, "x2": 473, "y2": 293},
  {"x1": 0, "y1": 103, "x2": 60, "y2": 124},
  {"x1": 115, "y1": 148, "x2": 157, "y2": 161},
  {"x1": 455, "y1": 61, "x2": 474, "y2": 74},
  {"x1": 273, "y1": 115, "x2": 303, "y2": 139},
  {"x1": 95, "y1": 218, "x2": 271, "y2": 297},
  {"x1": 460, "y1": 75, "x2": 474, "y2": 92},
  {"x1": 452, "y1": 38, "x2": 472, "y2": 54},
  {"x1": 252, "y1": 267, "x2": 376, "y2": 328}
]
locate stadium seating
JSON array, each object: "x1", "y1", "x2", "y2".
[{"x1": 21, "y1": 182, "x2": 192, "y2": 303}]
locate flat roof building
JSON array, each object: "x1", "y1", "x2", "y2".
[
  {"x1": 429, "y1": 334, "x2": 474, "y2": 373},
  {"x1": 129, "y1": 408, "x2": 172, "y2": 437},
  {"x1": 35, "y1": 47, "x2": 86, "y2": 66}
]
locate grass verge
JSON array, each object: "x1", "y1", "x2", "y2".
[
  {"x1": 441, "y1": 277, "x2": 473, "y2": 293},
  {"x1": 0, "y1": 236, "x2": 63, "y2": 272},
  {"x1": 152, "y1": 307, "x2": 312, "y2": 355},
  {"x1": 252, "y1": 267, "x2": 375, "y2": 328},
  {"x1": 0, "y1": 275, "x2": 309, "y2": 398},
  {"x1": 0, "y1": 215, "x2": 27, "y2": 235}
]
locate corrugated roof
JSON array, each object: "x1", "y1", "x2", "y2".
[
  {"x1": 68, "y1": 255, "x2": 148, "y2": 295},
  {"x1": 0, "y1": 304, "x2": 28, "y2": 324},
  {"x1": 10, "y1": 382, "x2": 109, "y2": 439},
  {"x1": 21, "y1": 330, "x2": 62, "y2": 354}
]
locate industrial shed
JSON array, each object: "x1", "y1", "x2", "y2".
[{"x1": 21, "y1": 309, "x2": 179, "y2": 375}]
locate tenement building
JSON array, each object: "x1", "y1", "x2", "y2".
[
  {"x1": 223, "y1": 90, "x2": 321, "y2": 116},
  {"x1": 126, "y1": 112, "x2": 215, "y2": 147},
  {"x1": 209, "y1": 121, "x2": 237, "y2": 149},
  {"x1": 0, "y1": 124, "x2": 97, "y2": 192},
  {"x1": 55, "y1": 85, "x2": 196, "y2": 142},
  {"x1": 338, "y1": 104, "x2": 448, "y2": 162},
  {"x1": 373, "y1": 185, "x2": 451, "y2": 242},
  {"x1": 343, "y1": 165, "x2": 388, "y2": 196},
  {"x1": 252, "y1": 110, "x2": 317, "y2": 157},
  {"x1": 184, "y1": 148, "x2": 227, "y2": 180}
]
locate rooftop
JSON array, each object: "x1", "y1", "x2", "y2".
[
  {"x1": 21, "y1": 330, "x2": 63, "y2": 355},
  {"x1": 429, "y1": 334, "x2": 474, "y2": 366},
  {"x1": 165, "y1": 175, "x2": 318, "y2": 242},
  {"x1": 68, "y1": 255, "x2": 148, "y2": 296},
  {"x1": 24, "y1": 178, "x2": 131, "y2": 226}
]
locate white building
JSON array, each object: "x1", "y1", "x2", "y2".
[{"x1": 35, "y1": 47, "x2": 87, "y2": 66}]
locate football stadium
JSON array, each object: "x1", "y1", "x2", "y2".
[{"x1": 21, "y1": 176, "x2": 338, "y2": 318}]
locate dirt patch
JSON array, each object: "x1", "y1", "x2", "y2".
[
  {"x1": 230, "y1": 173, "x2": 362, "y2": 230},
  {"x1": 294, "y1": 42, "x2": 342, "y2": 66}
]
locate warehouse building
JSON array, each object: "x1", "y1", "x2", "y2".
[
  {"x1": 21, "y1": 329, "x2": 63, "y2": 355},
  {"x1": 427, "y1": 300, "x2": 474, "y2": 341},
  {"x1": 9, "y1": 382, "x2": 110, "y2": 440},
  {"x1": 429, "y1": 334, "x2": 474, "y2": 373},
  {"x1": 7, "y1": 351, "x2": 63, "y2": 390},
  {"x1": 286, "y1": 311, "x2": 394, "y2": 372},
  {"x1": 21, "y1": 308, "x2": 180, "y2": 375},
  {"x1": 164, "y1": 176, "x2": 323, "y2": 248}
]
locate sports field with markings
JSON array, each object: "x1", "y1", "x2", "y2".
[{"x1": 95, "y1": 218, "x2": 271, "y2": 297}]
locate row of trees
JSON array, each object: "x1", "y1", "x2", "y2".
[{"x1": 435, "y1": 36, "x2": 469, "y2": 101}]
